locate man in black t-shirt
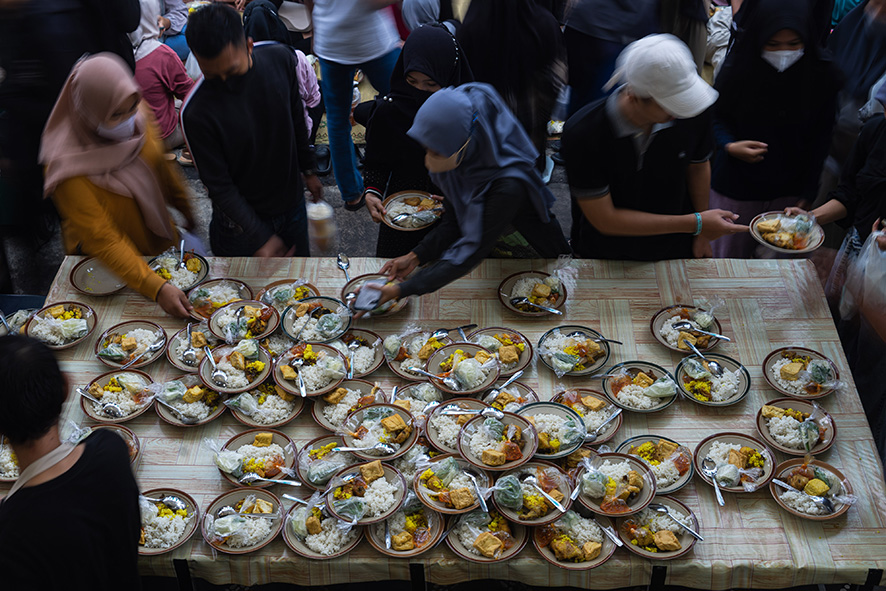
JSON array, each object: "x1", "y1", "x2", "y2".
[
  {"x1": 0, "y1": 336, "x2": 140, "y2": 590},
  {"x1": 562, "y1": 34, "x2": 749, "y2": 260}
]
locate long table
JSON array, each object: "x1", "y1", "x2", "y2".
[{"x1": 10, "y1": 256, "x2": 886, "y2": 589}]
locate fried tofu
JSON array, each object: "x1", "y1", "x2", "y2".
[
  {"x1": 780, "y1": 362, "x2": 804, "y2": 381},
  {"x1": 538, "y1": 432, "x2": 557, "y2": 453},
  {"x1": 417, "y1": 342, "x2": 437, "y2": 361},
  {"x1": 581, "y1": 395, "x2": 607, "y2": 411},
  {"x1": 656, "y1": 440, "x2": 679, "y2": 462},
  {"x1": 360, "y1": 460, "x2": 384, "y2": 484},
  {"x1": 88, "y1": 382, "x2": 104, "y2": 399},
  {"x1": 546, "y1": 488, "x2": 565, "y2": 507},
  {"x1": 139, "y1": 528, "x2": 145, "y2": 545},
  {"x1": 474, "y1": 350, "x2": 493, "y2": 365},
  {"x1": 253, "y1": 432, "x2": 273, "y2": 447},
  {"x1": 392, "y1": 531, "x2": 414, "y2": 551},
  {"x1": 473, "y1": 532, "x2": 503, "y2": 558},
  {"x1": 633, "y1": 371, "x2": 654, "y2": 388},
  {"x1": 481, "y1": 449, "x2": 506, "y2": 466},
  {"x1": 566, "y1": 448, "x2": 593, "y2": 469},
  {"x1": 183, "y1": 385, "x2": 205, "y2": 404},
  {"x1": 764, "y1": 232, "x2": 793, "y2": 248},
  {"x1": 230, "y1": 351, "x2": 246, "y2": 370},
  {"x1": 582, "y1": 541, "x2": 602, "y2": 561},
  {"x1": 392, "y1": 399, "x2": 412, "y2": 411},
  {"x1": 756, "y1": 219, "x2": 780, "y2": 234},
  {"x1": 727, "y1": 448, "x2": 746, "y2": 469},
  {"x1": 243, "y1": 306, "x2": 260, "y2": 318},
  {"x1": 676, "y1": 332, "x2": 697, "y2": 351},
  {"x1": 762, "y1": 405, "x2": 786, "y2": 419},
  {"x1": 322, "y1": 387, "x2": 348, "y2": 405},
  {"x1": 280, "y1": 364, "x2": 298, "y2": 381},
  {"x1": 531, "y1": 283, "x2": 552, "y2": 299},
  {"x1": 584, "y1": 340, "x2": 603, "y2": 358},
  {"x1": 121, "y1": 336, "x2": 138, "y2": 351},
  {"x1": 403, "y1": 196, "x2": 422, "y2": 207},
  {"x1": 450, "y1": 487, "x2": 476, "y2": 509},
  {"x1": 275, "y1": 385, "x2": 296, "y2": 401},
  {"x1": 626, "y1": 470, "x2": 644, "y2": 489},
  {"x1": 306, "y1": 515, "x2": 322, "y2": 535},
  {"x1": 186, "y1": 257, "x2": 201, "y2": 273},
  {"x1": 295, "y1": 303, "x2": 310, "y2": 317},
  {"x1": 191, "y1": 331, "x2": 208, "y2": 348},
  {"x1": 493, "y1": 390, "x2": 516, "y2": 408},
  {"x1": 804, "y1": 478, "x2": 830, "y2": 496},
  {"x1": 381, "y1": 413, "x2": 407, "y2": 433},
  {"x1": 498, "y1": 345, "x2": 519, "y2": 365},
  {"x1": 245, "y1": 498, "x2": 274, "y2": 514},
  {"x1": 48, "y1": 305, "x2": 65, "y2": 318},
  {"x1": 418, "y1": 198, "x2": 436, "y2": 209},
  {"x1": 456, "y1": 414, "x2": 472, "y2": 426},
  {"x1": 653, "y1": 530, "x2": 682, "y2": 552}
]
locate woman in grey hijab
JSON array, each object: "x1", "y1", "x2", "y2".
[{"x1": 402, "y1": 0, "x2": 457, "y2": 34}]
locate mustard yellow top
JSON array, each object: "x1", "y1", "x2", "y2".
[{"x1": 52, "y1": 125, "x2": 194, "y2": 301}]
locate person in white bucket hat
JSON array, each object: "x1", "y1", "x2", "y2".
[{"x1": 562, "y1": 34, "x2": 749, "y2": 261}]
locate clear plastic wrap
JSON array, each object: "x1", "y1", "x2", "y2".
[
  {"x1": 32, "y1": 308, "x2": 90, "y2": 342},
  {"x1": 298, "y1": 443, "x2": 355, "y2": 487},
  {"x1": 692, "y1": 296, "x2": 725, "y2": 329},
  {"x1": 224, "y1": 392, "x2": 260, "y2": 416},
  {"x1": 492, "y1": 474, "x2": 523, "y2": 510},
  {"x1": 262, "y1": 279, "x2": 310, "y2": 310},
  {"x1": 203, "y1": 437, "x2": 243, "y2": 477}
]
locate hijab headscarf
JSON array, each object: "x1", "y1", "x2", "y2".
[
  {"x1": 402, "y1": 0, "x2": 440, "y2": 31},
  {"x1": 40, "y1": 53, "x2": 174, "y2": 240},
  {"x1": 243, "y1": 0, "x2": 292, "y2": 46},
  {"x1": 407, "y1": 83, "x2": 555, "y2": 265},
  {"x1": 828, "y1": 0, "x2": 886, "y2": 100},
  {"x1": 128, "y1": 0, "x2": 164, "y2": 62}
]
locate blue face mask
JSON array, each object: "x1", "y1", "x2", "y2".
[{"x1": 96, "y1": 113, "x2": 137, "y2": 142}]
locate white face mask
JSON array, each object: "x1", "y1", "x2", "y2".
[
  {"x1": 424, "y1": 137, "x2": 470, "y2": 173},
  {"x1": 96, "y1": 113, "x2": 137, "y2": 142},
  {"x1": 761, "y1": 48, "x2": 804, "y2": 72}
]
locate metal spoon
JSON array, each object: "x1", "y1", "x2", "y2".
[
  {"x1": 671, "y1": 320, "x2": 731, "y2": 342},
  {"x1": 390, "y1": 208, "x2": 443, "y2": 224},
  {"x1": 181, "y1": 323, "x2": 198, "y2": 367},
  {"x1": 684, "y1": 343, "x2": 725, "y2": 377},
  {"x1": 771, "y1": 479, "x2": 835, "y2": 513},
  {"x1": 336, "y1": 253, "x2": 351, "y2": 282},
  {"x1": 594, "y1": 518, "x2": 624, "y2": 547},
  {"x1": 434, "y1": 520, "x2": 457, "y2": 549},
  {"x1": 155, "y1": 398, "x2": 200, "y2": 425},
  {"x1": 76, "y1": 387, "x2": 125, "y2": 418},
  {"x1": 143, "y1": 494, "x2": 188, "y2": 512},
  {"x1": 430, "y1": 324, "x2": 477, "y2": 341},
  {"x1": 385, "y1": 517, "x2": 391, "y2": 549},
  {"x1": 346, "y1": 339, "x2": 361, "y2": 379},
  {"x1": 321, "y1": 472, "x2": 358, "y2": 496},
  {"x1": 291, "y1": 357, "x2": 307, "y2": 398},
  {"x1": 282, "y1": 493, "x2": 310, "y2": 506},
  {"x1": 389, "y1": 385, "x2": 398, "y2": 405},
  {"x1": 508, "y1": 296, "x2": 563, "y2": 315},
  {"x1": 332, "y1": 442, "x2": 397, "y2": 455},
  {"x1": 0, "y1": 311, "x2": 9, "y2": 334},
  {"x1": 440, "y1": 406, "x2": 503, "y2": 420},
  {"x1": 646, "y1": 503, "x2": 704, "y2": 540},
  {"x1": 239, "y1": 472, "x2": 302, "y2": 488},
  {"x1": 120, "y1": 334, "x2": 166, "y2": 369},
  {"x1": 701, "y1": 457, "x2": 726, "y2": 507},
  {"x1": 584, "y1": 408, "x2": 623, "y2": 443},
  {"x1": 467, "y1": 473, "x2": 488, "y2": 512},
  {"x1": 177, "y1": 239, "x2": 187, "y2": 270},
  {"x1": 408, "y1": 367, "x2": 459, "y2": 391},
  {"x1": 523, "y1": 475, "x2": 566, "y2": 513},
  {"x1": 484, "y1": 370, "x2": 524, "y2": 401},
  {"x1": 429, "y1": 328, "x2": 451, "y2": 341},
  {"x1": 217, "y1": 506, "x2": 280, "y2": 519},
  {"x1": 566, "y1": 331, "x2": 623, "y2": 345},
  {"x1": 204, "y1": 346, "x2": 227, "y2": 387}
]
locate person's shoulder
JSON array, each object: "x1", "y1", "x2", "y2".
[
  {"x1": 181, "y1": 78, "x2": 210, "y2": 122},
  {"x1": 860, "y1": 112, "x2": 886, "y2": 140},
  {"x1": 84, "y1": 427, "x2": 131, "y2": 465},
  {"x1": 254, "y1": 42, "x2": 295, "y2": 64},
  {"x1": 562, "y1": 99, "x2": 609, "y2": 149}
]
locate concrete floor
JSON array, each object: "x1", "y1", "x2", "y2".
[{"x1": 1, "y1": 142, "x2": 572, "y2": 296}]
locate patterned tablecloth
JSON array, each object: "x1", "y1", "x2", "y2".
[{"x1": 8, "y1": 256, "x2": 886, "y2": 589}]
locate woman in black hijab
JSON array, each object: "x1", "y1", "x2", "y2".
[
  {"x1": 710, "y1": 0, "x2": 842, "y2": 258},
  {"x1": 359, "y1": 24, "x2": 473, "y2": 258}
]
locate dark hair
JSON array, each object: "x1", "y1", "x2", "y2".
[
  {"x1": 0, "y1": 335, "x2": 66, "y2": 444},
  {"x1": 186, "y1": 3, "x2": 247, "y2": 59}
]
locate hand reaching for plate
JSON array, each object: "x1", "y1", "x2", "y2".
[{"x1": 158, "y1": 282, "x2": 193, "y2": 319}]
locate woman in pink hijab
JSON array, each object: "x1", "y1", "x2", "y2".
[{"x1": 40, "y1": 53, "x2": 196, "y2": 318}]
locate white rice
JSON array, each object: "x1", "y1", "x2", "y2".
[
  {"x1": 224, "y1": 515, "x2": 274, "y2": 548},
  {"x1": 391, "y1": 333, "x2": 440, "y2": 376},
  {"x1": 30, "y1": 312, "x2": 88, "y2": 345},
  {"x1": 510, "y1": 277, "x2": 540, "y2": 299},
  {"x1": 322, "y1": 389, "x2": 362, "y2": 427},
  {"x1": 635, "y1": 506, "x2": 691, "y2": 533},
  {"x1": 168, "y1": 398, "x2": 214, "y2": 421},
  {"x1": 660, "y1": 315, "x2": 700, "y2": 347},
  {"x1": 581, "y1": 408, "x2": 610, "y2": 431},
  {"x1": 766, "y1": 415, "x2": 806, "y2": 449},
  {"x1": 92, "y1": 374, "x2": 151, "y2": 416},
  {"x1": 120, "y1": 328, "x2": 162, "y2": 358},
  {"x1": 250, "y1": 393, "x2": 296, "y2": 425},
  {"x1": 386, "y1": 200, "x2": 439, "y2": 228},
  {"x1": 261, "y1": 334, "x2": 295, "y2": 357},
  {"x1": 173, "y1": 326, "x2": 218, "y2": 365},
  {"x1": 193, "y1": 283, "x2": 242, "y2": 307},
  {"x1": 554, "y1": 514, "x2": 603, "y2": 546},
  {"x1": 455, "y1": 523, "x2": 484, "y2": 556},
  {"x1": 300, "y1": 355, "x2": 345, "y2": 391},
  {"x1": 709, "y1": 370, "x2": 742, "y2": 401},
  {"x1": 154, "y1": 255, "x2": 200, "y2": 289},
  {"x1": 142, "y1": 505, "x2": 193, "y2": 548},
  {"x1": 649, "y1": 459, "x2": 682, "y2": 488},
  {"x1": 216, "y1": 357, "x2": 251, "y2": 389},
  {"x1": 706, "y1": 441, "x2": 742, "y2": 466},
  {"x1": 363, "y1": 477, "x2": 398, "y2": 517},
  {"x1": 598, "y1": 460, "x2": 634, "y2": 484},
  {"x1": 529, "y1": 413, "x2": 568, "y2": 442},
  {"x1": 429, "y1": 414, "x2": 461, "y2": 449},
  {"x1": 329, "y1": 339, "x2": 378, "y2": 376},
  {"x1": 288, "y1": 313, "x2": 346, "y2": 343},
  {"x1": 615, "y1": 384, "x2": 666, "y2": 410},
  {"x1": 305, "y1": 517, "x2": 358, "y2": 555},
  {"x1": 0, "y1": 443, "x2": 20, "y2": 478},
  {"x1": 778, "y1": 490, "x2": 834, "y2": 516},
  {"x1": 468, "y1": 428, "x2": 500, "y2": 458},
  {"x1": 236, "y1": 442, "x2": 286, "y2": 464},
  {"x1": 770, "y1": 358, "x2": 810, "y2": 396}
]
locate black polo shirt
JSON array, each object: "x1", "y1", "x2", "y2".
[{"x1": 562, "y1": 88, "x2": 713, "y2": 261}]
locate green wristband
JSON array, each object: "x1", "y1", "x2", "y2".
[{"x1": 692, "y1": 212, "x2": 702, "y2": 236}]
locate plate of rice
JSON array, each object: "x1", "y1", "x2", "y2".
[
  {"x1": 458, "y1": 411, "x2": 538, "y2": 472},
  {"x1": 0, "y1": 308, "x2": 37, "y2": 337},
  {"x1": 255, "y1": 278, "x2": 319, "y2": 313},
  {"x1": 148, "y1": 248, "x2": 209, "y2": 291},
  {"x1": 769, "y1": 458, "x2": 854, "y2": 520},
  {"x1": 187, "y1": 278, "x2": 252, "y2": 320},
  {"x1": 94, "y1": 320, "x2": 167, "y2": 369},
  {"x1": 81, "y1": 370, "x2": 155, "y2": 423},
  {"x1": 273, "y1": 343, "x2": 347, "y2": 398},
  {"x1": 651, "y1": 305, "x2": 724, "y2": 353},
  {"x1": 602, "y1": 361, "x2": 678, "y2": 413},
  {"x1": 228, "y1": 380, "x2": 305, "y2": 428},
  {"x1": 341, "y1": 274, "x2": 409, "y2": 318},
  {"x1": 533, "y1": 508, "x2": 617, "y2": 570},
  {"x1": 0, "y1": 438, "x2": 20, "y2": 482},
  {"x1": 312, "y1": 379, "x2": 384, "y2": 432},
  {"x1": 675, "y1": 354, "x2": 750, "y2": 407},
  {"x1": 381, "y1": 190, "x2": 442, "y2": 231},
  {"x1": 202, "y1": 488, "x2": 283, "y2": 555},
  {"x1": 167, "y1": 322, "x2": 222, "y2": 372},
  {"x1": 616, "y1": 436, "x2": 694, "y2": 494},
  {"x1": 367, "y1": 501, "x2": 444, "y2": 557},
  {"x1": 217, "y1": 429, "x2": 297, "y2": 488},
  {"x1": 257, "y1": 332, "x2": 296, "y2": 358},
  {"x1": 468, "y1": 327, "x2": 533, "y2": 377},
  {"x1": 154, "y1": 374, "x2": 226, "y2": 427},
  {"x1": 515, "y1": 403, "x2": 587, "y2": 460},
  {"x1": 446, "y1": 509, "x2": 528, "y2": 563},
  {"x1": 296, "y1": 435, "x2": 359, "y2": 491},
  {"x1": 763, "y1": 347, "x2": 839, "y2": 399},
  {"x1": 574, "y1": 452, "x2": 656, "y2": 516},
  {"x1": 549, "y1": 389, "x2": 621, "y2": 445},
  {"x1": 383, "y1": 330, "x2": 451, "y2": 380},
  {"x1": 750, "y1": 211, "x2": 825, "y2": 254},
  {"x1": 693, "y1": 433, "x2": 775, "y2": 494},
  {"x1": 497, "y1": 271, "x2": 566, "y2": 317},
  {"x1": 558, "y1": 446, "x2": 599, "y2": 474},
  {"x1": 326, "y1": 461, "x2": 407, "y2": 525},
  {"x1": 391, "y1": 381, "x2": 444, "y2": 426},
  {"x1": 425, "y1": 398, "x2": 489, "y2": 454},
  {"x1": 328, "y1": 329, "x2": 384, "y2": 378},
  {"x1": 481, "y1": 381, "x2": 539, "y2": 413},
  {"x1": 537, "y1": 326, "x2": 610, "y2": 377},
  {"x1": 209, "y1": 300, "x2": 280, "y2": 343},
  {"x1": 138, "y1": 488, "x2": 200, "y2": 555},
  {"x1": 616, "y1": 495, "x2": 699, "y2": 560},
  {"x1": 756, "y1": 398, "x2": 835, "y2": 456},
  {"x1": 26, "y1": 301, "x2": 97, "y2": 350},
  {"x1": 70, "y1": 257, "x2": 127, "y2": 296},
  {"x1": 425, "y1": 343, "x2": 501, "y2": 395},
  {"x1": 341, "y1": 403, "x2": 418, "y2": 461},
  {"x1": 283, "y1": 499, "x2": 363, "y2": 559},
  {"x1": 414, "y1": 453, "x2": 492, "y2": 515},
  {"x1": 281, "y1": 296, "x2": 352, "y2": 344},
  {"x1": 199, "y1": 340, "x2": 271, "y2": 394},
  {"x1": 491, "y1": 461, "x2": 572, "y2": 526}
]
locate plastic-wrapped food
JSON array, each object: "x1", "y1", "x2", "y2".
[
  {"x1": 692, "y1": 296, "x2": 725, "y2": 329},
  {"x1": 642, "y1": 377, "x2": 677, "y2": 398},
  {"x1": 431, "y1": 456, "x2": 460, "y2": 488},
  {"x1": 683, "y1": 358, "x2": 712, "y2": 380},
  {"x1": 56, "y1": 318, "x2": 88, "y2": 339},
  {"x1": 383, "y1": 334, "x2": 402, "y2": 359},
  {"x1": 581, "y1": 468, "x2": 608, "y2": 498},
  {"x1": 212, "y1": 514, "x2": 246, "y2": 538},
  {"x1": 318, "y1": 353, "x2": 346, "y2": 378},
  {"x1": 224, "y1": 392, "x2": 259, "y2": 416},
  {"x1": 235, "y1": 339, "x2": 259, "y2": 359},
  {"x1": 363, "y1": 406, "x2": 395, "y2": 422},
  {"x1": 153, "y1": 380, "x2": 187, "y2": 403},
  {"x1": 475, "y1": 335, "x2": 502, "y2": 352},
  {"x1": 807, "y1": 360, "x2": 834, "y2": 385},
  {"x1": 555, "y1": 509, "x2": 583, "y2": 530},
  {"x1": 482, "y1": 417, "x2": 505, "y2": 441},
  {"x1": 411, "y1": 383, "x2": 442, "y2": 403},
  {"x1": 559, "y1": 417, "x2": 586, "y2": 447},
  {"x1": 97, "y1": 343, "x2": 127, "y2": 362},
  {"x1": 799, "y1": 420, "x2": 821, "y2": 452},
  {"x1": 203, "y1": 437, "x2": 243, "y2": 476},
  {"x1": 552, "y1": 352, "x2": 579, "y2": 375},
  {"x1": 289, "y1": 506, "x2": 309, "y2": 538},
  {"x1": 454, "y1": 358, "x2": 482, "y2": 387},
  {"x1": 317, "y1": 313, "x2": 343, "y2": 337},
  {"x1": 116, "y1": 373, "x2": 148, "y2": 394},
  {"x1": 492, "y1": 474, "x2": 523, "y2": 511},
  {"x1": 332, "y1": 496, "x2": 366, "y2": 523},
  {"x1": 716, "y1": 463, "x2": 740, "y2": 487}
]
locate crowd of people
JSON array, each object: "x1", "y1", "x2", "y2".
[{"x1": 1, "y1": 0, "x2": 886, "y2": 587}]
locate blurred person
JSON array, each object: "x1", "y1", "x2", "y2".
[
  {"x1": 661, "y1": 0, "x2": 711, "y2": 73},
  {"x1": 401, "y1": 0, "x2": 458, "y2": 33},
  {"x1": 366, "y1": 83, "x2": 571, "y2": 306},
  {"x1": 457, "y1": 0, "x2": 564, "y2": 171},
  {"x1": 0, "y1": 335, "x2": 140, "y2": 590},
  {"x1": 705, "y1": 4, "x2": 733, "y2": 78},
  {"x1": 359, "y1": 23, "x2": 473, "y2": 257},
  {"x1": 710, "y1": 0, "x2": 841, "y2": 258},
  {"x1": 306, "y1": 0, "x2": 401, "y2": 211},
  {"x1": 182, "y1": 3, "x2": 322, "y2": 256},
  {"x1": 41, "y1": 54, "x2": 196, "y2": 318},
  {"x1": 561, "y1": 34, "x2": 746, "y2": 261},
  {"x1": 129, "y1": 0, "x2": 195, "y2": 150},
  {"x1": 160, "y1": 0, "x2": 190, "y2": 60}
]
